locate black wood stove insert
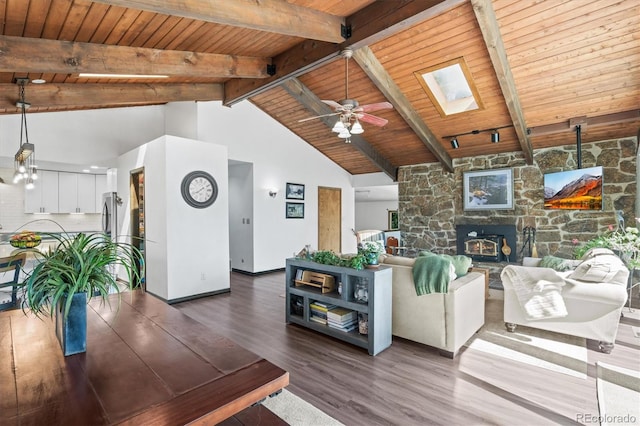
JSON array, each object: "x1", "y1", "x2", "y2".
[{"x1": 456, "y1": 224, "x2": 517, "y2": 263}]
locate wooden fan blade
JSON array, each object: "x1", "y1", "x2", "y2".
[
  {"x1": 321, "y1": 100, "x2": 344, "y2": 110},
  {"x1": 297, "y1": 112, "x2": 339, "y2": 123},
  {"x1": 357, "y1": 113, "x2": 388, "y2": 127},
  {"x1": 358, "y1": 102, "x2": 393, "y2": 113}
]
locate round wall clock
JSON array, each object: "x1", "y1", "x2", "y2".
[{"x1": 181, "y1": 171, "x2": 218, "y2": 208}]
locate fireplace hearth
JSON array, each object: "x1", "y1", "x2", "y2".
[{"x1": 456, "y1": 224, "x2": 517, "y2": 263}]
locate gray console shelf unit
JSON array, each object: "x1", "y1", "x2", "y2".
[{"x1": 285, "y1": 258, "x2": 392, "y2": 356}]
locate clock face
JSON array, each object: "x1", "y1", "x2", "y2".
[{"x1": 181, "y1": 171, "x2": 218, "y2": 208}]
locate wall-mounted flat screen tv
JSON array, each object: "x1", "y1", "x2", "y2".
[{"x1": 543, "y1": 166, "x2": 603, "y2": 210}]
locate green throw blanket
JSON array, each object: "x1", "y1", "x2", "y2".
[{"x1": 412, "y1": 255, "x2": 452, "y2": 295}]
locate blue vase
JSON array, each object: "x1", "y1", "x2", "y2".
[
  {"x1": 366, "y1": 252, "x2": 379, "y2": 265},
  {"x1": 55, "y1": 292, "x2": 87, "y2": 356}
]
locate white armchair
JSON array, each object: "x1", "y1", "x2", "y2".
[{"x1": 501, "y1": 249, "x2": 629, "y2": 353}]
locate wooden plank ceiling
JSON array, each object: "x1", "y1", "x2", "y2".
[{"x1": 0, "y1": 0, "x2": 638, "y2": 178}]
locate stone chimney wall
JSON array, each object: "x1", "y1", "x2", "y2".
[{"x1": 398, "y1": 137, "x2": 637, "y2": 261}]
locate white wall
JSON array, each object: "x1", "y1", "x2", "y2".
[
  {"x1": 355, "y1": 200, "x2": 399, "y2": 231},
  {"x1": 164, "y1": 102, "x2": 198, "y2": 140},
  {"x1": 0, "y1": 106, "x2": 165, "y2": 168},
  {"x1": 197, "y1": 101, "x2": 357, "y2": 272},
  {"x1": 117, "y1": 136, "x2": 230, "y2": 301}
]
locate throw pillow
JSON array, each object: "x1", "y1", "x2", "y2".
[
  {"x1": 581, "y1": 247, "x2": 615, "y2": 260},
  {"x1": 441, "y1": 254, "x2": 473, "y2": 277},
  {"x1": 569, "y1": 253, "x2": 629, "y2": 286},
  {"x1": 539, "y1": 255, "x2": 575, "y2": 272},
  {"x1": 417, "y1": 251, "x2": 472, "y2": 278}
]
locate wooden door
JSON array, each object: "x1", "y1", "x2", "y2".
[{"x1": 318, "y1": 187, "x2": 341, "y2": 253}]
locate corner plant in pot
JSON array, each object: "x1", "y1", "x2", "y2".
[
  {"x1": 22, "y1": 231, "x2": 142, "y2": 356},
  {"x1": 359, "y1": 241, "x2": 385, "y2": 266}
]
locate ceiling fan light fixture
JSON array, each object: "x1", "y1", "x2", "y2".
[
  {"x1": 350, "y1": 120, "x2": 364, "y2": 134},
  {"x1": 338, "y1": 128, "x2": 351, "y2": 139},
  {"x1": 332, "y1": 119, "x2": 346, "y2": 133}
]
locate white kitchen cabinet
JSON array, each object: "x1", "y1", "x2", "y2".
[
  {"x1": 58, "y1": 172, "x2": 96, "y2": 213},
  {"x1": 95, "y1": 174, "x2": 107, "y2": 212},
  {"x1": 25, "y1": 170, "x2": 59, "y2": 213}
]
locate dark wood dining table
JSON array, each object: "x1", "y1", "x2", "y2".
[{"x1": 0, "y1": 290, "x2": 289, "y2": 425}]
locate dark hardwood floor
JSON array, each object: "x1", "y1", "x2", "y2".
[{"x1": 174, "y1": 271, "x2": 640, "y2": 426}]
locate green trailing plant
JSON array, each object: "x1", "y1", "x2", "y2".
[
  {"x1": 309, "y1": 250, "x2": 342, "y2": 266},
  {"x1": 22, "y1": 232, "x2": 142, "y2": 319},
  {"x1": 346, "y1": 253, "x2": 367, "y2": 270},
  {"x1": 308, "y1": 250, "x2": 367, "y2": 270}
]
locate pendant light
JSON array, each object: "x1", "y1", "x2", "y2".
[{"x1": 13, "y1": 78, "x2": 37, "y2": 188}]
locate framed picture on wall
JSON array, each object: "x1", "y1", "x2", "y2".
[
  {"x1": 286, "y1": 183, "x2": 305, "y2": 200},
  {"x1": 286, "y1": 202, "x2": 305, "y2": 219},
  {"x1": 463, "y1": 168, "x2": 514, "y2": 210},
  {"x1": 388, "y1": 210, "x2": 399, "y2": 230}
]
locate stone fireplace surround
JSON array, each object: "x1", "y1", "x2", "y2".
[{"x1": 397, "y1": 136, "x2": 637, "y2": 291}]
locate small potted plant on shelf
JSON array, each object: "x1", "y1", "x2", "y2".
[
  {"x1": 22, "y1": 231, "x2": 142, "y2": 356},
  {"x1": 359, "y1": 241, "x2": 385, "y2": 267}
]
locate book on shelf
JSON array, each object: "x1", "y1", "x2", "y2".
[
  {"x1": 310, "y1": 309, "x2": 327, "y2": 320},
  {"x1": 310, "y1": 302, "x2": 337, "y2": 312},
  {"x1": 328, "y1": 320, "x2": 357, "y2": 332},
  {"x1": 310, "y1": 316, "x2": 327, "y2": 325},
  {"x1": 327, "y1": 318, "x2": 358, "y2": 327},
  {"x1": 327, "y1": 307, "x2": 356, "y2": 322}
]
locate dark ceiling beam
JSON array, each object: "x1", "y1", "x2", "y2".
[
  {"x1": 224, "y1": 0, "x2": 463, "y2": 106},
  {"x1": 0, "y1": 35, "x2": 269, "y2": 78},
  {"x1": 281, "y1": 78, "x2": 398, "y2": 180},
  {"x1": 93, "y1": 0, "x2": 345, "y2": 43},
  {"x1": 527, "y1": 110, "x2": 640, "y2": 136},
  {"x1": 471, "y1": 0, "x2": 533, "y2": 164},
  {"x1": 353, "y1": 47, "x2": 454, "y2": 173},
  {"x1": 346, "y1": 0, "x2": 466, "y2": 50},
  {"x1": 0, "y1": 83, "x2": 223, "y2": 110}
]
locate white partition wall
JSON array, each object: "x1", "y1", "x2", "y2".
[{"x1": 118, "y1": 135, "x2": 230, "y2": 302}]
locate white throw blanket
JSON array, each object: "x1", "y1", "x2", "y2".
[{"x1": 501, "y1": 265, "x2": 568, "y2": 320}]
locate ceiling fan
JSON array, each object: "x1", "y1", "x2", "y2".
[{"x1": 298, "y1": 48, "x2": 393, "y2": 140}]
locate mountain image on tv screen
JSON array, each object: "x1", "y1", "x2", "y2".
[{"x1": 543, "y1": 166, "x2": 603, "y2": 210}]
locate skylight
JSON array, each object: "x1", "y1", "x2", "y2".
[{"x1": 415, "y1": 58, "x2": 483, "y2": 117}]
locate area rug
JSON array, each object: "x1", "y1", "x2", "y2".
[
  {"x1": 464, "y1": 299, "x2": 588, "y2": 378},
  {"x1": 262, "y1": 389, "x2": 344, "y2": 426},
  {"x1": 596, "y1": 362, "x2": 640, "y2": 425}
]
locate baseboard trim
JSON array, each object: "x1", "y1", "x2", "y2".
[
  {"x1": 232, "y1": 267, "x2": 285, "y2": 276},
  {"x1": 145, "y1": 288, "x2": 231, "y2": 305}
]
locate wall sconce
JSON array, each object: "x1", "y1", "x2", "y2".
[
  {"x1": 491, "y1": 130, "x2": 500, "y2": 143},
  {"x1": 269, "y1": 189, "x2": 278, "y2": 198},
  {"x1": 450, "y1": 137, "x2": 459, "y2": 149}
]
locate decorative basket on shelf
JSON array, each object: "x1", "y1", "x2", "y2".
[{"x1": 9, "y1": 231, "x2": 42, "y2": 249}]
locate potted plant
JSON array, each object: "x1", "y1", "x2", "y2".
[
  {"x1": 22, "y1": 232, "x2": 142, "y2": 356},
  {"x1": 359, "y1": 241, "x2": 385, "y2": 266},
  {"x1": 574, "y1": 225, "x2": 640, "y2": 269}
]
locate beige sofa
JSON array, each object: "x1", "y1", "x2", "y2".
[
  {"x1": 501, "y1": 250, "x2": 629, "y2": 353},
  {"x1": 380, "y1": 255, "x2": 485, "y2": 357}
]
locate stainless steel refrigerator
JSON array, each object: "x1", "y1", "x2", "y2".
[{"x1": 101, "y1": 192, "x2": 119, "y2": 242}]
